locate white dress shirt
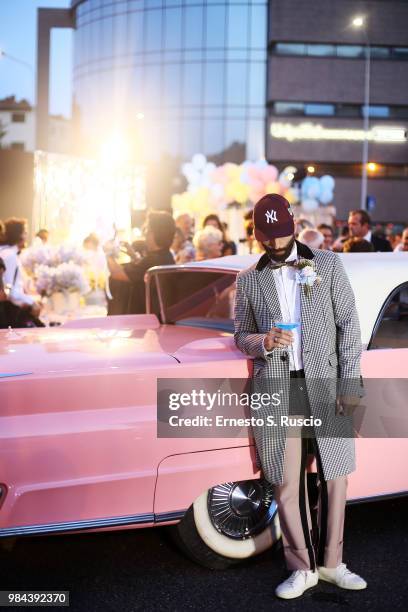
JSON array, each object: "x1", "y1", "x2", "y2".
[
  {"x1": 263, "y1": 242, "x2": 303, "y2": 371},
  {"x1": 363, "y1": 230, "x2": 372, "y2": 242},
  {"x1": 0, "y1": 244, "x2": 35, "y2": 307}
]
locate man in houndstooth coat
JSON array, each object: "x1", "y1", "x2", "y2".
[{"x1": 234, "y1": 194, "x2": 367, "y2": 599}]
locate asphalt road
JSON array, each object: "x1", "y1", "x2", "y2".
[{"x1": 1, "y1": 496, "x2": 407, "y2": 612}]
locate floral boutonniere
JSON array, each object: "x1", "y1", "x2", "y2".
[{"x1": 294, "y1": 259, "x2": 322, "y2": 296}]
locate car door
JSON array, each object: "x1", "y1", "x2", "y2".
[{"x1": 348, "y1": 282, "x2": 408, "y2": 500}]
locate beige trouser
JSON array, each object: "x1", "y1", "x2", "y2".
[{"x1": 274, "y1": 417, "x2": 348, "y2": 571}]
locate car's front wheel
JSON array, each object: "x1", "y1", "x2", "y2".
[{"x1": 171, "y1": 478, "x2": 281, "y2": 569}]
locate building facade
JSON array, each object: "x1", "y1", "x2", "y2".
[
  {"x1": 267, "y1": 0, "x2": 408, "y2": 221},
  {"x1": 37, "y1": 0, "x2": 408, "y2": 219},
  {"x1": 0, "y1": 96, "x2": 35, "y2": 152},
  {"x1": 71, "y1": 0, "x2": 268, "y2": 164}
]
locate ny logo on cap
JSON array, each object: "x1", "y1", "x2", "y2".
[{"x1": 265, "y1": 209, "x2": 278, "y2": 223}]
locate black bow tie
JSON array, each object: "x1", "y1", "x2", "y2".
[{"x1": 268, "y1": 259, "x2": 298, "y2": 270}]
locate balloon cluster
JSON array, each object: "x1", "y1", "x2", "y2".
[
  {"x1": 301, "y1": 175, "x2": 335, "y2": 212},
  {"x1": 172, "y1": 154, "x2": 298, "y2": 219}
]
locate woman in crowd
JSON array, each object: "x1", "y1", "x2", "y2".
[
  {"x1": 203, "y1": 214, "x2": 237, "y2": 256},
  {"x1": 193, "y1": 226, "x2": 223, "y2": 261}
]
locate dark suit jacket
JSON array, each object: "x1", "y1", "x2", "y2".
[{"x1": 371, "y1": 235, "x2": 392, "y2": 252}]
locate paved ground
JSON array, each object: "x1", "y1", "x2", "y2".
[{"x1": 1, "y1": 496, "x2": 407, "y2": 611}]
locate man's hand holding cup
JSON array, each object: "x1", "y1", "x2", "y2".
[{"x1": 264, "y1": 326, "x2": 294, "y2": 351}]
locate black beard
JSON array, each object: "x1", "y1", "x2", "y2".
[{"x1": 264, "y1": 236, "x2": 295, "y2": 262}]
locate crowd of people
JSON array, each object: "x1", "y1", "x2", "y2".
[{"x1": 0, "y1": 205, "x2": 407, "y2": 326}]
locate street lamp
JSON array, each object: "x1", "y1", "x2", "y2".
[
  {"x1": 0, "y1": 49, "x2": 34, "y2": 74},
  {"x1": 351, "y1": 15, "x2": 370, "y2": 211}
]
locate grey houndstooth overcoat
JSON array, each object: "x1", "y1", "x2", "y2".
[{"x1": 234, "y1": 240, "x2": 365, "y2": 485}]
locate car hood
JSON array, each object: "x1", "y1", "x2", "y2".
[{"x1": 0, "y1": 315, "x2": 238, "y2": 376}]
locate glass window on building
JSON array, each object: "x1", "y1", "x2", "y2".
[
  {"x1": 393, "y1": 47, "x2": 408, "y2": 60},
  {"x1": 145, "y1": 8, "x2": 162, "y2": 52},
  {"x1": 225, "y1": 119, "x2": 246, "y2": 150},
  {"x1": 204, "y1": 63, "x2": 225, "y2": 106},
  {"x1": 203, "y1": 119, "x2": 224, "y2": 156},
  {"x1": 336, "y1": 104, "x2": 360, "y2": 117},
  {"x1": 113, "y1": 12, "x2": 128, "y2": 58},
  {"x1": 250, "y1": 4, "x2": 267, "y2": 49},
  {"x1": 100, "y1": 17, "x2": 113, "y2": 60},
  {"x1": 226, "y1": 63, "x2": 248, "y2": 106},
  {"x1": 183, "y1": 63, "x2": 203, "y2": 106},
  {"x1": 306, "y1": 44, "x2": 335, "y2": 57},
  {"x1": 227, "y1": 4, "x2": 249, "y2": 48},
  {"x1": 390, "y1": 106, "x2": 408, "y2": 119},
  {"x1": 363, "y1": 105, "x2": 390, "y2": 118},
  {"x1": 164, "y1": 7, "x2": 182, "y2": 50},
  {"x1": 275, "y1": 43, "x2": 306, "y2": 56},
  {"x1": 182, "y1": 119, "x2": 202, "y2": 159},
  {"x1": 11, "y1": 112, "x2": 25, "y2": 123},
  {"x1": 206, "y1": 5, "x2": 226, "y2": 48},
  {"x1": 336, "y1": 45, "x2": 364, "y2": 58},
  {"x1": 184, "y1": 6, "x2": 204, "y2": 49},
  {"x1": 304, "y1": 103, "x2": 335, "y2": 116},
  {"x1": 144, "y1": 64, "x2": 161, "y2": 109},
  {"x1": 162, "y1": 119, "x2": 181, "y2": 157},
  {"x1": 370, "y1": 46, "x2": 390, "y2": 59},
  {"x1": 163, "y1": 64, "x2": 181, "y2": 107},
  {"x1": 128, "y1": 10, "x2": 143, "y2": 56},
  {"x1": 274, "y1": 102, "x2": 304, "y2": 115},
  {"x1": 248, "y1": 62, "x2": 266, "y2": 107}
]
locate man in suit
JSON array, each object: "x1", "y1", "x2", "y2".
[
  {"x1": 348, "y1": 210, "x2": 392, "y2": 252},
  {"x1": 234, "y1": 194, "x2": 367, "y2": 599}
]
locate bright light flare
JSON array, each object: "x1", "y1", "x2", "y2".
[
  {"x1": 99, "y1": 133, "x2": 131, "y2": 167},
  {"x1": 352, "y1": 16, "x2": 364, "y2": 28}
]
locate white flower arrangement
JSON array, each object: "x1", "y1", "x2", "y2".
[
  {"x1": 50, "y1": 245, "x2": 87, "y2": 267},
  {"x1": 294, "y1": 259, "x2": 322, "y2": 296},
  {"x1": 22, "y1": 245, "x2": 90, "y2": 296},
  {"x1": 54, "y1": 262, "x2": 90, "y2": 295},
  {"x1": 20, "y1": 245, "x2": 51, "y2": 275}
]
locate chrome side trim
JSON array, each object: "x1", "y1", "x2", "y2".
[
  {"x1": 0, "y1": 372, "x2": 33, "y2": 378},
  {"x1": 0, "y1": 509, "x2": 188, "y2": 538},
  {"x1": 154, "y1": 509, "x2": 186, "y2": 523},
  {"x1": 0, "y1": 513, "x2": 155, "y2": 538},
  {"x1": 346, "y1": 490, "x2": 408, "y2": 506}
]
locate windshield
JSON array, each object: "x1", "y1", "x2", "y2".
[{"x1": 147, "y1": 269, "x2": 237, "y2": 332}]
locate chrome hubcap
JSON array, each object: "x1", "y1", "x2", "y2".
[{"x1": 207, "y1": 479, "x2": 277, "y2": 539}]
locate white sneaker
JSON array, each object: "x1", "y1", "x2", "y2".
[
  {"x1": 318, "y1": 563, "x2": 367, "y2": 590},
  {"x1": 275, "y1": 569, "x2": 319, "y2": 599}
]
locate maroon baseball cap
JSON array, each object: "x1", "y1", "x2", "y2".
[{"x1": 253, "y1": 194, "x2": 295, "y2": 242}]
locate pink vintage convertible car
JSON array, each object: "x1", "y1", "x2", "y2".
[{"x1": 0, "y1": 253, "x2": 407, "y2": 568}]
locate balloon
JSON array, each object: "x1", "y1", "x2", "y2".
[
  {"x1": 192, "y1": 153, "x2": 207, "y2": 170},
  {"x1": 247, "y1": 165, "x2": 263, "y2": 181},
  {"x1": 319, "y1": 189, "x2": 333, "y2": 205},
  {"x1": 302, "y1": 176, "x2": 320, "y2": 199},
  {"x1": 255, "y1": 158, "x2": 268, "y2": 169},
  {"x1": 225, "y1": 163, "x2": 240, "y2": 180},
  {"x1": 240, "y1": 170, "x2": 250, "y2": 184},
  {"x1": 319, "y1": 175, "x2": 335, "y2": 190},
  {"x1": 265, "y1": 181, "x2": 282, "y2": 195},
  {"x1": 284, "y1": 187, "x2": 299, "y2": 205},
  {"x1": 262, "y1": 165, "x2": 279, "y2": 183}
]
